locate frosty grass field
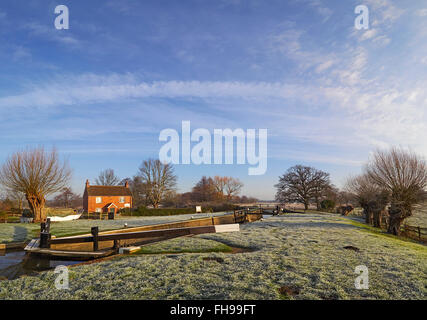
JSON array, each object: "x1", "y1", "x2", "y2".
[
  {"x1": 0, "y1": 212, "x2": 227, "y2": 244},
  {"x1": 0, "y1": 212, "x2": 426, "y2": 300}
]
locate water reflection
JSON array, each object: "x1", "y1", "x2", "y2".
[{"x1": 0, "y1": 250, "x2": 82, "y2": 280}]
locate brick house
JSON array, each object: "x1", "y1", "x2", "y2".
[{"x1": 83, "y1": 180, "x2": 132, "y2": 215}]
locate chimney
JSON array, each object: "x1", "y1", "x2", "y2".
[
  {"x1": 125, "y1": 181, "x2": 129, "y2": 188},
  {"x1": 86, "y1": 179, "x2": 90, "y2": 188}
]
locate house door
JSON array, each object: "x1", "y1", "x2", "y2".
[{"x1": 108, "y1": 208, "x2": 115, "y2": 220}]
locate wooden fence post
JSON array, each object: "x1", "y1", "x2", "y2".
[
  {"x1": 418, "y1": 227, "x2": 421, "y2": 240},
  {"x1": 91, "y1": 227, "x2": 99, "y2": 251},
  {"x1": 39, "y1": 218, "x2": 52, "y2": 248},
  {"x1": 46, "y1": 218, "x2": 51, "y2": 233},
  {"x1": 40, "y1": 232, "x2": 51, "y2": 248}
]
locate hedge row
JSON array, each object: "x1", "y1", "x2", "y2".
[
  {"x1": 0, "y1": 211, "x2": 21, "y2": 223},
  {"x1": 119, "y1": 207, "x2": 197, "y2": 216},
  {"x1": 119, "y1": 203, "x2": 241, "y2": 217}
]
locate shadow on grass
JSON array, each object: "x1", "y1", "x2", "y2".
[
  {"x1": 266, "y1": 221, "x2": 363, "y2": 230},
  {"x1": 197, "y1": 236, "x2": 259, "y2": 252},
  {"x1": 12, "y1": 226, "x2": 28, "y2": 243}
]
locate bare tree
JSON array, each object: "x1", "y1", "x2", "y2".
[
  {"x1": 336, "y1": 191, "x2": 354, "y2": 207},
  {"x1": 223, "y1": 177, "x2": 243, "y2": 200},
  {"x1": 95, "y1": 168, "x2": 120, "y2": 186},
  {"x1": 312, "y1": 170, "x2": 333, "y2": 210},
  {"x1": 53, "y1": 187, "x2": 79, "y2": 208},
  {"x1": 0, "y1": 147, "x2": 72, "y2": 222},
  {"x1": 275, "y1": 165, "x2": 331, "y2": 210},
  {"x1": 213, "y1": 176, "x2": 227, "y2": 199},
  {"x1": 345, "y1": 174, "x2": 389, "y2": 226},
  {"x1": 192, "y1": 176, "x2": 217, "y2": 202},
  {"x1": 365, "y1": 147, "x2": 427, "y2": 235},
  {"x1": 122, "y1": 176, "x2": 149, "y2": 207},
  {"x1": 7, "y1": 190, "x2": 25, "y2": 212},
  {"x1": 137, "y1": 159, "x2": 177, "y2": 208}
]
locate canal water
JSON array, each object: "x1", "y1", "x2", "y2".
[{"x1": 0, "y1": 250, "x2": 83, "y2": 280}]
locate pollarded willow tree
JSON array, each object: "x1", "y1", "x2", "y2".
[
  {"x1": 365, "y1": 147, "x2": 427, "y2": 235},
  {"x1": 0, "y1": 147, "x2": 72, "y2": 222},
  {"x1": 345, "y1": 174, "x2": 389, "y2": 227}
]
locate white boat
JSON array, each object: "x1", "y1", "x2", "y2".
[{"x1": 49, "y1": 213, "x2": 82, "y2": 222}]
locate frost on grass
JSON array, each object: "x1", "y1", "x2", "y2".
[
  {"x1": 0, "y1": 212, "x2": 227, "y2": 243},
  {"x1": 0, "y1": 213, "x2": 426, "y2": 300},
  {"x1": 136, "y1": 237, "x2": 232, "y2": 254},
  {"x1": 406, "y1": 203, "x2": 427, "y2": 228}
]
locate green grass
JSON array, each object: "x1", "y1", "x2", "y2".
[
  {"x1": 135, "y1": 237, "x2": 233, "y2": 254},
  {"x1": 346, "y1": 204, "x2": 427, "y2": 229},
  {"x1": 406, "y1": 203, "x2": 427, "y2": 228},
  {"x1": 344, "y1": 218, "x2": 427, "y2": 255}
]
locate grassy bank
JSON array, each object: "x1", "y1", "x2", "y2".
[
  {"x1": 407, "y1": 204, "x2": 427, "y2": 228},
  {"x1": 135, "y1": 237, "x2": 233, "y2": 254},
  {"x1": 0, "y1": 212, "x2": 227, "y2": 244},
  {"x1": 0, "y1": 212, "x2": 425, "y2": 299}
]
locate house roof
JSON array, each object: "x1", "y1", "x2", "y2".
[
  {"x1": 104, "y1": 203, "x2": 118, "y2": 208},
  {"x1": 86, "y1": 185, "x2": 132, "y2": 197}
]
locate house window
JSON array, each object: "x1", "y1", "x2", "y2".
[
  {"x1": 96, "y1": 197, "x2": 102, "y2": 203},
  {"x1": 119, "y1": 196, "x2": 125, "y2": 203},
  {"x1": 95, "y1": 208, "x2": 102, "y2": 213}
]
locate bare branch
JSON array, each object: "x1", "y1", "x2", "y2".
[{"x1": 0, "y1": 147, "x2": 72, "y2": 222}]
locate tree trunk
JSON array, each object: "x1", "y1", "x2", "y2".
[
  {"x1": 387, "y1": 214, "x2": 403, "y2": 235},
  {"x1": 304, "y1": 203, "x2": 308, "y2": 211},
  {"x1": 26, "y1": 194, "x2": 46, "y2": 222},
  {"x1": 387, "y1": 204, "x2": 409, "y2": 236},
  {"x1": 372, "y1": 210, "x2": 382, "y2": 228},
  {"x1": 363, "y1": 208, "x2": 372, "y2": 225},
  {"x1": 315, "y1": 197, "x2": 320, "y2": 211}
]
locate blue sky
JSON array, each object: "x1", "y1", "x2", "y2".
[{"x1": 0, "y1": 0, "x2": 426, "y2": 199}]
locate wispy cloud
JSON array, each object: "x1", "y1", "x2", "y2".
[
  {"x1": 416, "y1": 8, "x2": 427, "y2": 17},
  {"x1": 0, "y1": 0, "x2": 425, "y2": 198},
  {"x1": 12, "y1": 46, "x2": 32, "y2": 62},
  {"x1": 22, "y1": 22, "x2": 81, "y2": 46},
  {"x1": 1, "y1": 74, "x2": 331, "y2": 109},
  {"x1": 1, "y1": 68, "x2": 425, "y2": 156},
  {"x1": 271, "y1": 149, "x2": 365, "y2": 167}
]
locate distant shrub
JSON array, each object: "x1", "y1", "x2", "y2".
[
  {"x1": 119, "y1": 207, "x2": 196, "y2": 217},
  {"x1": 22, "y1": 209, "x2": 34, "y2": 218},
  {"x1": 320, "y1": 199, "x2": 336, "y2": 212},
  {"x1": 0, "y1": 210, "x2": 21, "y2": 222},
  {"x1": 192, "y1": 203, "x2": 240, "y2": 214}
]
